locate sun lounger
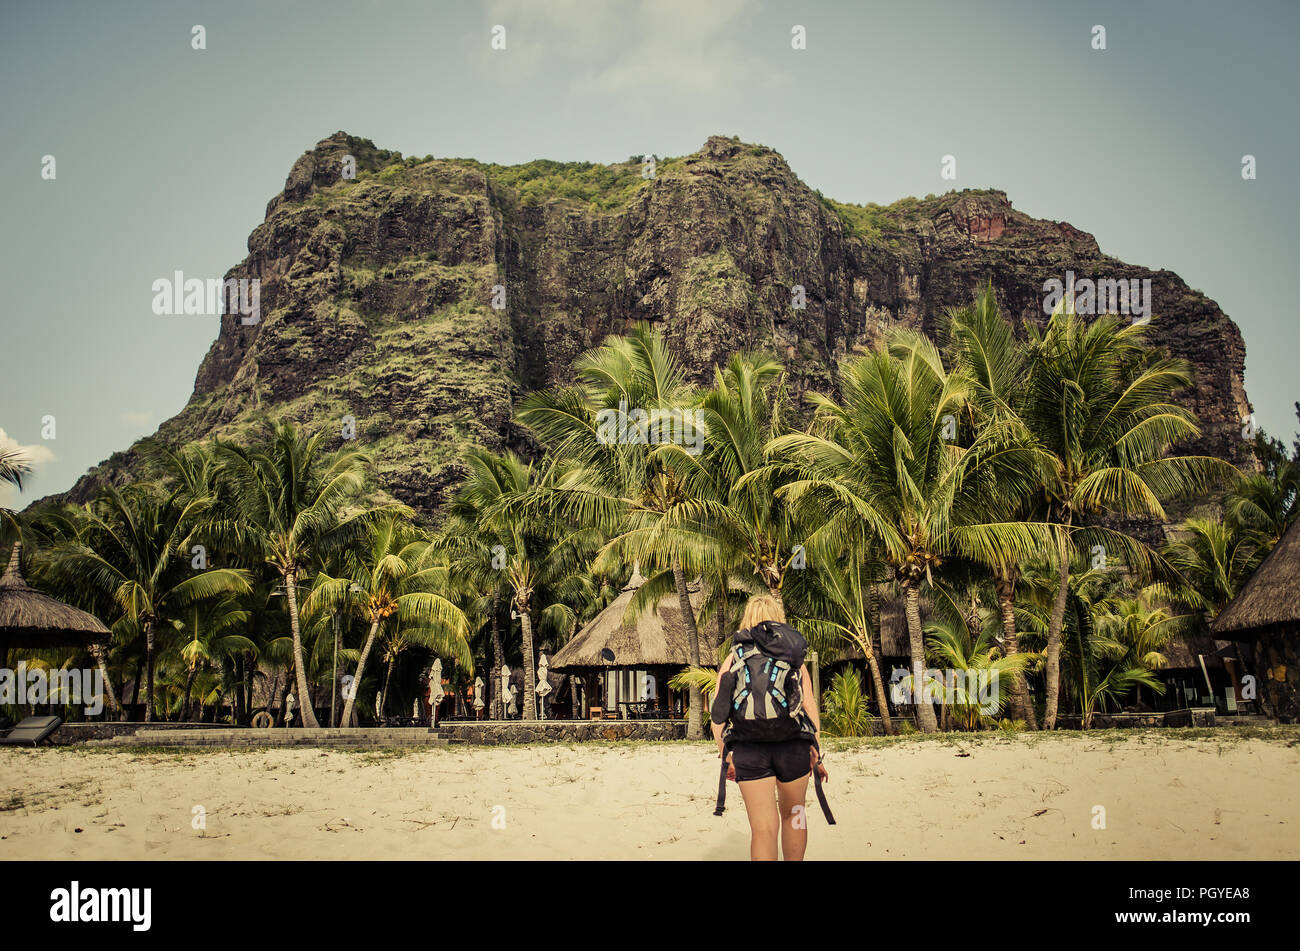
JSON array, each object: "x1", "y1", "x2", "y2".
[{"x1": 0, "y1": 715, "x2": 63, "y2": 746}]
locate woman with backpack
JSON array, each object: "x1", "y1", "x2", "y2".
[{"x1": 711, "y1": 593, "x2": 831, "y2": 860}]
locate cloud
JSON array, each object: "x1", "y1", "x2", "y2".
[
  {"x1": 482, "y1": 0, "x2": 779, "y2": 98},
  {"x1": 0, "y1": 427, "x2": 56, "y2": 509},
  {"x1": 120, "y1": 410, "x2": 153, "y2": 427}
]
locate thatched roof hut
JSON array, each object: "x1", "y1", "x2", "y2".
[
  {"x1": 550, "y1": 569, "x2": 715, "y2": 672},
  {"x1": 1162, "y1": 632, "x2": 1237, "y2": 670},
  {"x1": 0, "y1": 543, "x2": 110, "y2": 656},
  {"x1": 550, "y1": 568, "x2": 714, "y2": 719},
  {"x1": 1210, "y1": 518, "x2": 1300, "y2": 721},
  {"x1": 1212, "y1": 518, "x2": 1300, "y2": 636}
]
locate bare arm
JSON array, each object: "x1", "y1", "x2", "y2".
[
  {"x1": 800, "y1": 665, "x2": 820, "y2": 738},
  {"x1": 801, "y1": 664, "x2": 827, "y2": 777},
  {"x1": 712, "y1": 654, "x2": 734, "y2": 754}
]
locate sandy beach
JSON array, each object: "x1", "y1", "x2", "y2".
[{"x1": 2, "y1": 730, "x2": 1297, "y2": 860}]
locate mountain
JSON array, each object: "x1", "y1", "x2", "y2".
[{"x1": 58, "y1": 132, "x2": 1253, "y2": 517}]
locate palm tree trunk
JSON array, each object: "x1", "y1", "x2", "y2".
[
  {"x1": 330, "y1": 612, "x2": 342, "y2": 727},
  {"x1": 519, "y1": 610, "x2": 537, "y2": 720},
  {"x1": 868, "y1": 580, "x2": 884, "y2": 661},
  {"x1": 143, "y1": 617, "x2": 156, "y2": 723},
  {"x1": 244, "y1": 656, "x2": 255, "y2": 725},
  {"x1": 1044, "y1": 512, "x2": 1073, "y2": 730},
  {"x1": 867, "y1": 578, "x2": 891, "y2": 732},
  {"x1": 377, "y1": 654, "x2": 396, "y2": 722},
  {"x1": 903, "y1": 585, "x2": 938, "y2": 732},
  {"x1": 88, "y1": 643, "x2": 121, "y2": 721},
  {"x1": 490, "y1": 588, "x2": 504, "y2": 719},
  {"x1": 995, "y1": 573, "x2": 1038, "y2": 729},
  {"x1": 233, "y1": 654, "x2": 244, "y2": 724},
  {"x1": 863, "y1": 644, "x2": 893, "y2": 734},
  {"x1": 340, "y1": 618, "x2": 380, "y2": 726},
  {"x1": 182, "y1": 667, "x2": 196, "y2": 722},
  {"x1": 130, "y1": 655, "x2": 142, "y2": 720},
  {"x1": 674, "y1": 563, "x2": 704, "y2": 740},
  {"x1": 268, "y1": 671, "x2": 280, "y2": 719},
  {"x1": 283, "y1": 566, "x2": 320, "y2": 728}
]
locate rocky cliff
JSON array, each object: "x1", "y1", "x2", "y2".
[{"x1": 61, "y1": 132, "x2": 1253, "y2": 517}]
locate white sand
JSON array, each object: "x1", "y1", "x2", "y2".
[{"x1": 2, "y1": 731, "x2": 1297, "y2": 860}]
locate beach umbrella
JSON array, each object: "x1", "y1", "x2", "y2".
[
  {"x1": 473, "y1": 676, "x2": 485, "y2": 716},
  {"x1": 429, "y1": 658, "x2": 445, "y2": 726},
  {"x1": 536, "y1": 652, "x2": 551, "y2": 720},
  {"x1": 0, "y1": 543, "x2": 109, "y2": 661},
  {"x1": 500, "y1": 664, "x2": 510, "y2": 719}
]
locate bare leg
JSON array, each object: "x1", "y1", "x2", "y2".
[
  {"x1": 776, "y1": 773, "x2": 811, "y2": 861},
  {"x1": 737, "y1": 777, "x2": 780, "y2": 860}
]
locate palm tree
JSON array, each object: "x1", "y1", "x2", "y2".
[
  {"x1": 1159, "y1": 517, "x2": 1260, "y2": 622},
  {"x1": 1021, "y1": 305, "x2": 1235, "y2": 728},
  {"x1": 606, "y1": 353, "x2": 816, "y2": 726},
  {"x1": 515, "y1": 324, "x2": 710, "y2": 737},
  {"x1": 225, "y1": 579, "x2": 284, "y2": 725},
  {"x1": 173, "y1": 596, "x2": 255, "y2": 721},
  {"x1": 770, "y1": 333, "x2": 1053, "y2": 732},
  {"x1": 924, "y1": 604, "x2": 1032, "y2": 730},
  {"x1": 787, "y1": 545, "x2": 894, "y2": 733},
  {"x1": 305, "y1": 514, "x2": 470, "y2": 727},
  {"x1": 215, "y1": 421, "x2": 398, "y2": 728},
  {"x1": 941, "y1": 285, "x2": 1046, "y2": 727},
  {"x1": 1017, "y1": 562, "x2": 1173, "y2": 725},
  {"x1": 440, "y1": 449, "x2": 598, "y2": 721},
  {"x1": 643, "y1": 353, "x2": 798, "y2": 595},
  {"x1": 1226, "y1": 464, "x2": 1300, "y2": 549},
  {"x1": 0, "y1": 445, "x2": 32, "y2": 490},
  {"x1": 440, "y1": 448, "x2": 520, "y2": 721},
  {"x1": 498, "y1": 458, "x2": 598, "y2": 721},
  {"x1": 0, "y1": 445, "x2": 32, "y2": 551},
  {"x1": 47, "y1": 485, "x2": 251, "y2": 720},
  {"x1": 15, "y1": 501, "x2": 127, "y2": 718}
]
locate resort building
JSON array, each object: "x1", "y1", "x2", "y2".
[{"x1": 1212, "y1": 517, "x2": 1300, "y2": 722}]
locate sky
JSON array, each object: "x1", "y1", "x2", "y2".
[{"x1": 2, "y1": 0, "x2": 1297, "y2": 507}]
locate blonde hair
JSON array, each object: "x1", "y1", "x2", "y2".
[{"x1": 739, "y1": 593, "x2": 786, "y2": 631}]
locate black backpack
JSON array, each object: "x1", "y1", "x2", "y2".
[{"x1": 718, "y1": 620, "x2": 813, "y2": 744}]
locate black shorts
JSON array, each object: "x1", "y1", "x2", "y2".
[{"x1": 730, "y1": 739, "x2": 813, "y2": 783}]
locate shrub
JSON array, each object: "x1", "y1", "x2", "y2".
[{"x1": 823, "y1": 669, "x2": 874, "y2": 737}]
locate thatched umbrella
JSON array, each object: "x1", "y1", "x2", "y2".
[{"x1": 0, "y1": 543, "x2": 110, "y2": 664}]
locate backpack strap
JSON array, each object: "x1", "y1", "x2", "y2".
[
  {"x1": 713, "y1": 739, "x2": 731, "y2": 816},
  {"x1": 811, "y1": 742, "x2": 836, "y2": 825}
]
